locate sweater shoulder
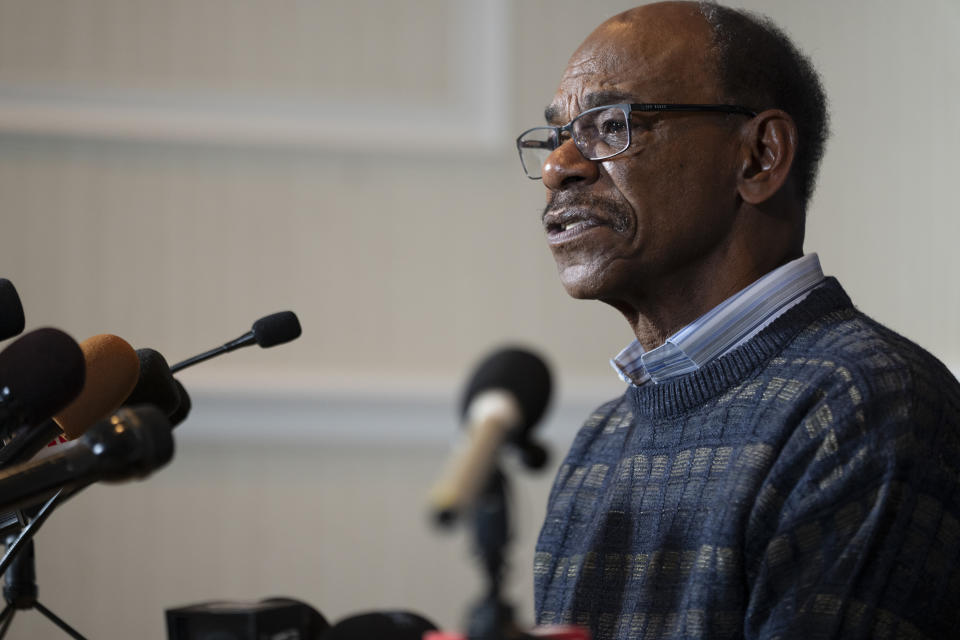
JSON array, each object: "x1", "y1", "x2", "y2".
[
  {"x1": 760, "y1": 307, "x2": 960, "y2": 518},
  {"x1": 781, "y1": 305, "x2": 960, "y2": 407}
]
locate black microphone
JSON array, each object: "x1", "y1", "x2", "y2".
[
  {"x1": 0, "y1": 333, "x2": 144, "y2": 472},
  {"x1": 168, "y1": 379, "x2": 191, "y2": 428},
  {"x1": 1, "y1": 343, "x2": 170, "y2": 534},
  {"x1": 0, "y1": 279, "x2": 25, "y2": 341},
  {"x1": 170, "y1": 311, "x2": 302, "y2": 373},
  {"x1": 429, "y1": 346, "x2": 552, "y2": 525},
  {"x1": 0, "y1": 328, "x2": 86, "y2": 440},
  {"x1": 166, "y1": 597, "x2": 329, "y2": 640},
  {"x1": 122, "y1": 350, "x2": 191, "y2": 427},
  {"x1": 0, "y1": 405, "x2": 174, "y2": 513},
  {"x1": 124, "y1": 349, "x2": 181, "y2": 417},
  {"x1": 321, "y1": 611, "x2": 438, "y2": 640}
]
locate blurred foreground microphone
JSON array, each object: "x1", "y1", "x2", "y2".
[
  {"x1": 123, "y1": 349, "x2": 193, "y2": 427},
  {"x1": 125, "y1": 348, "x2": 181, "y2": 417},
  {"x1": 0, "y1": 328, "x2": 85, "y2": 439},
  {"x1": 170, "y1": 311, "x2": 302, "y2": 373},
  {"x1": 1, "y1": 339, "x2": 151, "y2": 533},
  {"x1": 166, "y1": 597, "x2": 328, "y2": 640},
  {"x1": 0, "y1": 279, "x2": 25, "y2": 341},
  {"x1": 0, "y1": 405, "x2": 173, "y2": 512},
  {"x1": 322, "y1": 611, "x2": 438, "y2": 640},
  {"x1": 0, "y1": 334, "x2": 139, "y2": 469},
  {"x1": 55, "y1": 334, "x2": 140, "y2": 440},
  {"x1": 169, "y1": 379, "x2": 191, "y2": 428},
  {"x1": 429, "y1": 347, "x2": 551, "y2": 525}
]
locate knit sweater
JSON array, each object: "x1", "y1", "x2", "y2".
[{"x1": 534, "y1": 278, "x2": 960, "y2": 639}]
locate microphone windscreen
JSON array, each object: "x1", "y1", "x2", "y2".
[
  {"x1": 82, "y1": 405, "x2": 175, "y2": 479},
  {"x1": 0, "y1": 279, "x2": 25, "y2": 341},
  {"x1": 252, "y1": 311, "x2": 302, "y2": 348},
  {"x1": 0, "y1": 327, "x2": 85, "y2": 425},
  {"x1": 169, "y1": 379, "x2": 191, "y2": 428},
  {"x1": 55, "y1": 334, "x2": 140, "y2": 440},
  {"x1": 322, "y1": 611, "x2": 437, "y2": 640},
  {"x1": 459, "y1": 346, "x2": 552, "y2": 432},
  {"x1": 259, "y1": 597, "x2": 329, "y2": 639},
  {"x1": 125, "y1": 349, "x2": 180, "y2": 416}
]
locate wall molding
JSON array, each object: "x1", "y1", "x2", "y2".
[
  {"x1": 175, "y1": 367, "x2": 619, "y2": 446},
  {"x1": 0, "y1": 1, "x2": 508, "y2": 152},
  {"x1": 177, "y1": 362, "x2": 960, "y2": 446}
]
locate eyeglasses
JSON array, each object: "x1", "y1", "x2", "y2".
[{"x1": 516, "y1": 102, "x2": 757, "y2": 179}]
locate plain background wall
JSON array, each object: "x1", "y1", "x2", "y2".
[{"x1": 0, "y1": 1, "x2": 957, "y2": 637}]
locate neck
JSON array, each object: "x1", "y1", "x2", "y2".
[{"x1": 610, "y1": 242, "x2": 802, "y2": 352}]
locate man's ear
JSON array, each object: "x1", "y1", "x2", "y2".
[{"x1": 737, "y1": 109, "x2": 798, "y2": 205}]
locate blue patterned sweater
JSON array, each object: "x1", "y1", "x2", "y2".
[{"x1": 534, "y1": 278, "x2": 960, "y2": 639}]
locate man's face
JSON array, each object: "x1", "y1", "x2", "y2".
[{"x1": 541, "y1": 4, "x2": 744, "y2": 308}]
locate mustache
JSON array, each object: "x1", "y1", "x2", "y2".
[{"x1": 542, "y1": 193, "x2": 632, "y2": 233}]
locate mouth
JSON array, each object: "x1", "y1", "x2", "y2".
[{"x1": 543, "y1": 209, "x2": 609, "y2": 244}]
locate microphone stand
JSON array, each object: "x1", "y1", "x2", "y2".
[
  {"x1": 466, "y1": 467, "x2": 533, "y2": 640},
  {"x1": 0, "y1": 487, "x2": 89, "y2": 639}
]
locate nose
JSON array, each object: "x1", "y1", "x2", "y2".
[{"x1": 541, "y1": 140, "x2": 600, "y2": 191}]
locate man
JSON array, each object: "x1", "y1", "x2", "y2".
[{"x1": 516, "y1": 2, "x2": 960, "y2": 638}]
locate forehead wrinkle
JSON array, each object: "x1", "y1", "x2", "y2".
[
  {"x1": 545, "y1": 89, "x2": 634, "y2": 125},
  {"x1": 548, "y1": 73, "x2": 632, "y2": 125},
  {"x1": 582, "y1": 90, "x2": 636, "y2": 110},
  {"x1": 551, "y1": 47, "x2": 663, "y2": 120}
]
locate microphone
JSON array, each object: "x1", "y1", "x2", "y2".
[
  {"x1": 0, "y1": 328, "x2": 86, "y2": 439},
  {"x1": 0, "y1": 279, "x2": 25, "y2": 341},
  {"x1": 123, "y1": 349, "x2": 193, "y2": 427},
  {"x1": 168, "y1": 379, "x2": 191, "y2": 428},
  {"x1": 55, "y1": 334, "x2": 140, "y2": 440},
  {"x1": 124, "y1": 349, "x2": 181, "y2": 418},
  {"x1": 170, "y1": 310, "x2": 302, "y2": 373},
  {"x1": 0, "y1": 333, "x2": 140, "y2": 470},
  {"x1": 429, "y1": 347, "x2": 552, "y2": 525},
  {"x1": 1, "y1": 339, "x2": 156, "y2": 536},
  {"x1": 166, "y1": 597, "x2": 329, "y2": 640},
  {"x1": 0, "y1": 405, "x2": 174, "y2": 513},
  {"x1": 321, "y1": 611, "x2": 438, "y2": 640}
]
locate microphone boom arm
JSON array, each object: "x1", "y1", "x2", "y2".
[{"x1": 169, "y1": 333, "x2": 255, "y2": 374}]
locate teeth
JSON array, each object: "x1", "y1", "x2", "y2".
[{"x1": 563, "y1": 221, "x2": 583, "y2": 232}]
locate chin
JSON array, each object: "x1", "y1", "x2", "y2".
[{"x1": 558, "y1": 263, "x2": 609, "y2": 300}]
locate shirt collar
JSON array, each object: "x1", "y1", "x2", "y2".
[{"x1": 611, "y1": 253, "x2": 825, "y2": 386}]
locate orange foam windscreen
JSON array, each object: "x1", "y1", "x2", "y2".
[{"x1": 54, "y1": 334, "x2": 140, "y2": 440}]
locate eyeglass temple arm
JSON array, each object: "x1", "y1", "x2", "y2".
[{"x1": 632, "y1": 103, "x2": 757, "y2": 117}]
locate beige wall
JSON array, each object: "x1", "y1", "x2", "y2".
[{"x1": 0, "y1": 1, "x2": 957, "y2": 638}]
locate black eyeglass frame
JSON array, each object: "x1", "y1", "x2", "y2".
[{"x1": 516, "y1": 102, "x2": 758, "y2": 179}]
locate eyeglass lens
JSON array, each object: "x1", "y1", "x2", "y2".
[
  {"x1": 517, "y1": 129, "x2": 556, "y2": 179},
  {"x1": 518, "y1": 106, "x2": 630, "y2": 179},
  {"x1": 573, "y1": 106, "x2": 630, "y2": 159}
]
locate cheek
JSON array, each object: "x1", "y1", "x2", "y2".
[
  {"x1": 603, "y1": 158, "x2": 723, "y2": 258},
  {"x1": 622, "y1": 150, "x2": 729, "y2": 218},
  {"x1": 601, "y1": 165, "x2": 662, "y2": 238}
]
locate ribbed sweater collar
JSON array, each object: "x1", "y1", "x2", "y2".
[{"x1": 628, "y1": 277, "x2": 853, "y2": 418}]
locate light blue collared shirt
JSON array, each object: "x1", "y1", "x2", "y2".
[{"x1": 612, "y1": 253, "x2": 825, "y2": 386}]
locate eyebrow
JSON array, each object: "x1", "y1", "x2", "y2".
[{"x1": 543, "y1": 91, "x2": 638, "y2": 125}]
